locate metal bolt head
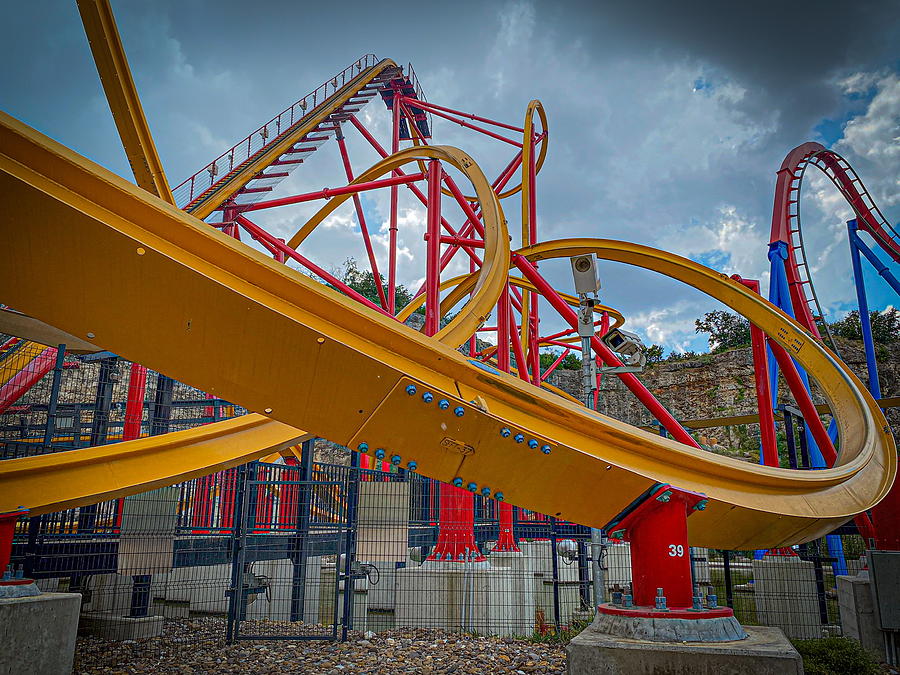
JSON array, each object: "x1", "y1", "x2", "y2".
[
  {"x1": 405, "y1": 384, "x2": 417, "y2": 395},
  {"x1": 495, "y1": 492, "x2": 504, "y2": 501},
  {"x1": 454, "y1": 407, "x2": 465, "y2": 417},
  {"x1": 500, "y1": 427, "x2": 511, "y2": 438},
  {"x1": 375, "y1": 449, "x2": 385, "y2": 459},
  {"x1": 452, "y1": 477, "x2": 463, "y2": 488},
  {"x1": 407, "y1": 461, "x2": 418, "y2": 472},
  {"x1": 358, "y1": 442, "x2": 369, "y2": 452},
  {"x1": 467, "y1": 482, "x2": 477, "y2": 492},
  {"x1": 528, "y1": 439, "x2": 538, "y2": 449},
  {"x1": 422, "y1": 392, "x2": 434, "y2": 403},
  {"x1": 541, "y1": 445, "x2": 552, "y2": 455},
  {"x1": 694, "y1": 499, "x2": 708, "y2": 511},
  {"x1": 514, "y1": 434, "x2": 525, "y2": 444},
  {"x1": 480, "y1": 487, "x2": 491, "y2": 497},
  {"x1": 390, "y1": 454, "x2": 401, "y2": 465},
  {"x1": 438, "y1": 399, "x2": 450, "y2": 409}
]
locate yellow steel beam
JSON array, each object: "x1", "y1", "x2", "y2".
[
  {"x1": 0, "y1": 414, "x2": 308, "y2": 516},
  {"x1": 0, "y1": 112, "x2": 894, "y2": 550},
  {"x1": 76, "y1": 0, "x2": 174, "y2": 203},
  {"x1": 185, "y1": 58, "x2": 399, "y2": 220}
]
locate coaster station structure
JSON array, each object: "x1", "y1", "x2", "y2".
[{"x1": 0, "y1": 0, "x2": 896, "y2": 632}]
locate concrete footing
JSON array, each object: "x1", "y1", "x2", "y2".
[
  {"x1": 837, "y1": 571, "x2": 884, "y2": 657},
  {"x1": 567, "y1": 625, "x2": 803, "y2": 674},
  {"x1": 0, "y1": 592, "x2": 81, "y2": 675},
  {"x1": 594, "y1": 606, "x2": 747, "y2": 642}
]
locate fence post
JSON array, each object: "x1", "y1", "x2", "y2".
[
  {"x1": 289, "y1": 439, "x2": 314, "y2": 621},
  {"x1": 226, "y1": 462, "x2": 252, "y2": 643},
  {"x1": 340, "y1": 450, "x2": 361, "y2": 640}
]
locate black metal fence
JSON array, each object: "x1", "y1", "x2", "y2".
[{"x1": 1, "y1": 344, "x2": 870, "y2": 644}]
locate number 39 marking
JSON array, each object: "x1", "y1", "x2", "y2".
[{"x1": 668, "y1": 544, "x2": 684, "y2": 557}]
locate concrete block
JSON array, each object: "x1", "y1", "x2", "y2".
[
  {"x1": 837, "y1": 573, "x2": 883, "y2": 656},
  {"x1": 753, "y1": 557, "x2": 822, "y2": 639},
  {"x1": 567, "y1": 625, "x2": 802, "y2": 674},
  {"x1": 79, "y1": 611, "x2": 164, "y2": 640},
  {"x1": 0, "y1": 592, "x2": 80, "y2": 675},
  {"x1": 395, "y1": 565, "x2": 529, "y2": 636}
]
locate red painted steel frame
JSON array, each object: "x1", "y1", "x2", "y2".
[
  {"x1": 402, "y1": 97, "x2": 526, "y2": 134},
  {"x1": 766, "y1": 340, "x2": 837, "y2": 466},
  {"x1": 335, "y1": 132, "x2": 389, "y2": 309},
  {"x1": 425, "y1": 159, "x2": 442, "y2": 336},
  {"x1": 241, "y1": 172, "x2": 424, "y2": 212},
  {"x1": 733, "y1": 277, "x2": 779, "y2": 467},
  {"x1": 609, "y1": 486, "x2": 706, "y2": 609},
  {"x1": 513, "y1": 255, "x2": 700, "y2": 448}
]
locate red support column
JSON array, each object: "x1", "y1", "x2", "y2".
[
  {"x1": 494, "y1": 501, "x2": 520, "y2": 552},
  {"x1": 388, "y1": 85, "x2": 401, "y2": 314},
  {"x1": 0, "y1": 509, "x2": 26, "y2": 580},
  {"x1": 602, "y1": 485, "x2": 735, "y2": 622},
  {"x1": 732, "y1": 277, "x2": 779, "y2": 467},
  {"x1": 424, "y1": 160, "x2": 442, "y2": 336}
]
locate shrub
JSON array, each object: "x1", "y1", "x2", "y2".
[{"x1": 791, "y1": 637, "x2": 881, "y2": 675}]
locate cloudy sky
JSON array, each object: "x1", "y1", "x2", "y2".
[{"x1": 3, "y1": 0, "x2": 898, "y2": 353}]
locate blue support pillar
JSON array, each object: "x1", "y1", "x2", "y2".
[{"x1": 848, "y1": 220, "x2": 883, "y2": 400}]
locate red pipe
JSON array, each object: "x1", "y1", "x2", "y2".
[
  {"x1": 403, "y1": 103, "x2": 522, "y2": 147},
  {"x1": 514, "y1": 255, "x2": 700, "y2": 448},
  {"x1": 540, "y1": 350, "x2": 569, "y2": 382},
  {"x1": 389, "y1": 88, "x2": 401, "y2": 314},
  {"x1": 733, "y1": 277, "x2": 779, "y2": 466},
  {"x1": 235, "y1": 215, "x2": 394, "y2": 319},
  {"x1": 336, "y1": 135, "x2": 389, "y2": 309},
  {"x1": 400, "y1": 97, "x2": 525, "y2": 134},
  {"x1": 425, "y1": 159, "x2": 442, "y2": 336},
  {"x1": 497, "y1": 285, "x2": 511, "y2": 372},
  {"x1": 435, "y1": 235, "x2": 484, "y2": 248},
  {"x1": 348, "y1": 115, "x2": 483, "y2": 269},
  {"x1": 766, "y1": 339, "x2": 837, "y2": 465},
  {"x1": 122, "y1": 363, "x2": 147, "y2": 441},
  {"x1": 0, "y1": 347, "x2": 57, "y2": 415},
  {"x1": 242, "y1": 173, "x2": 424, "y2": 212}
]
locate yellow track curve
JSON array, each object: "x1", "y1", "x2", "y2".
[{"x1": 0, "y1": 112, "x2": 895, "y2": 549}]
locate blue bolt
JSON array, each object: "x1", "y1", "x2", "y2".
[
  {"x1": 375, "y1": 448, "x2": 385, "y2": 459},
  {"x1": 407, "y1": 461, "x2": 418, "y2": 472},
  {"x1": 405, "y1": 384, "x2": 417, "y2": 395},
  {"x1": 422, "y1": 392, "x2": 434, "y2": 403},
  {"x1": 452, "y1": 477, "x2": 463, "y2": 488},
  {"x1": 500, "y1": 427, "x2": 511, "y2": 438},
  {"x1": 438, "y1": 399, "x2": 450, "y2": 409},
  {"x1": 454, "y1": 407, "x2": 465, "y2": 417},
  {"x1": 495, "y1": 492, "x2": 504, "y2": 501},
  {"x1": 694, "y1": 499, "x2": 708, "y2": 511},
  {"x1": 390, "y1": 454, "x2": 402, "y2": 465},
  {"x1": 706, "y1": 594, "x2": 718, "y2": 609},
  {"x1": 528, "y1": 439, "x2": 539, "y2": 449},
  {"x1": 358, "y1": 442, "x2": 369, "y2": 452},
  {"x1": 481, "y1": 487, "x2": 491, "y2": 497},
  {"x1": 541, "y1": 445, "x2": 552, "y2": 455},
  {"x1": 467, "y1": 482, "x2": 477, "y2": 492},
  {"x1": 514, "y1": 434, "x2": 524, "y2": 444}
]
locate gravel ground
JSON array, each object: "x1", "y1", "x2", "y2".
[{"x1": 75, "y1": 618, "x2": 568, "y2": 674}]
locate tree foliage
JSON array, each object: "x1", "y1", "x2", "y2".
[
  {"x1": 695, "y1": 310, "x2": 751, "y2": 353},
  {"x1": 539, "y1": 350, "x2": 582, "y2": 371},
  {"x1": 829, "y1": 308, "x2": 899, "y2": 344},
  {"x1": 337, "y1": 258, "x2": 417, "y2": 313},
  {"x1": 644, "y1": 344, "x2": 665, "y2": 364}
]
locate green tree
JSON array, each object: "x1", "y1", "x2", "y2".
[
  {"x1": 539, "y1": 350, "x2": 582, "y2": 372},
  {"x1": 337, "y1": 258, "x2": 417, "y2": 313},
  {"x1": 644, "y1": 344, "x2": 665, "y2": 364},
  {"x1": 695, "y1": 310, "x2": 751, "y2": 353},
  {"x1": 829, "y1": 308, "x2": 899, "y2": 344}
]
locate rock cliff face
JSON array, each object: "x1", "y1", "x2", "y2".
[{"x1": 546, "y1": 338, "x2": 899, "y2": 461}]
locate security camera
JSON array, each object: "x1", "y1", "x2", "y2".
[
  {"x1": 570, "y1": 255, "x2": 601, "y2": 295},
  {"x1": 602, "y1": 328, "x2": 646, "y2": 367}
]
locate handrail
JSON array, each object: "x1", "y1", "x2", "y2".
[{"x1": 171, "y1": 54, "x2": 379, "y2": 209}]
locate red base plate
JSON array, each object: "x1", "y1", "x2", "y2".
[{"x1": 598, "y1": 602, "x2": 734, "y2": 620}]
